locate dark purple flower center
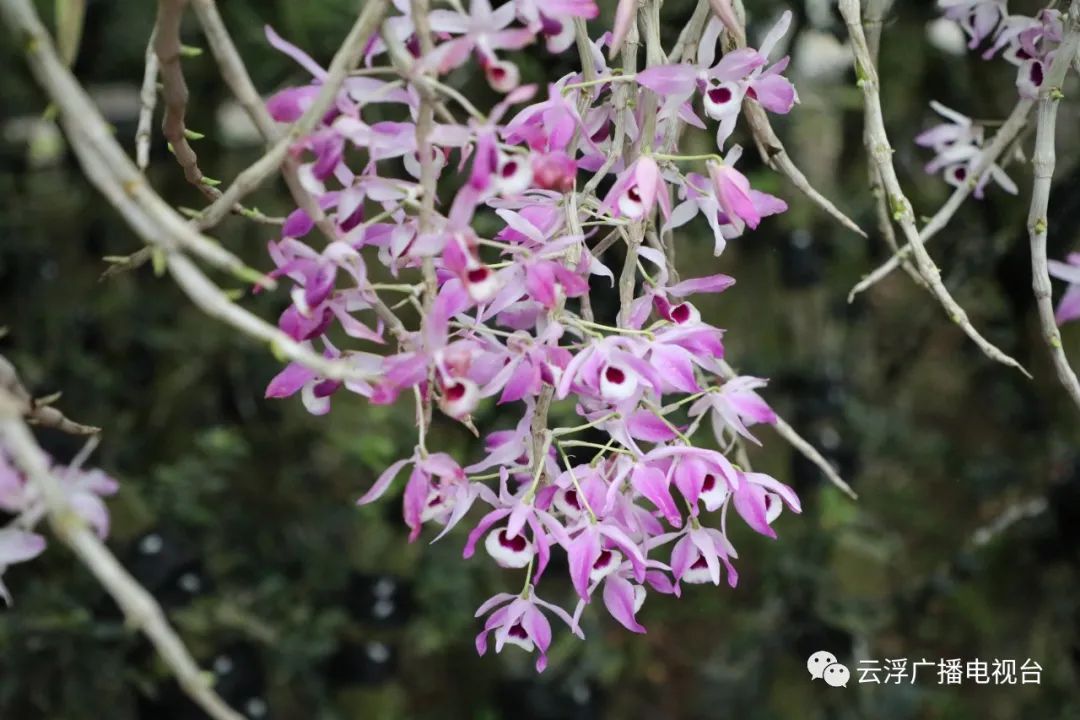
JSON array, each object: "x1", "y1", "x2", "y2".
[
  {"x1": 564, "y1": 489, "x2": 580, "y2": 509},
  {"x1": 498, "y1": 530, "x2": 528, "y2": 552},
  {"x1": 466, "y1": 267, "x2": 490, "y2": 284},
  {"x1": 952, "y1": 166, "x2": 968, "y2": 182},
  {"x1": 593, "y1": 549, "x2": 613, "y2": 570},
  {"x1": 1030, "y1": 61, "x2": 1044, "y2": 87},
  {"x1": 605, "y1": 366, "x2": 626, "y2": 384},
  {"x1": 690, "y1": 556, "x2": 709, "y2": 570},
  {"x1": 626, "y1": 186, "x2": 641, "y2": 203},
  {"x1": 313, "y1": 379, "x2": 342, "y2": 398},
  {"x1": 708, "y1": 87, "x2": 733, "y2": 105},
  {"x1": 702, "y1": 473, "x2": 716, "y2": 492},
  {"x1": 501, "y1": 160, "x2": 519, "y2": 177},
  {"x1": 540, "y1": 14, "x2": 563, "y2": 36},
  {"x1": 445, "y1": 382, "x2": 466, "y2": 401},
  {"x1": 339, "y1": 203, "x2": 366, "y2": 233},
  {"x1": 508, "y1": 623, "x2": 529, "y2": 639},
  {"x1": 489, "y1": 65, "x2": 507, "y2": 81},
  {"x1": 671, "y1": 303, "x2": 691, "y2": 324}
]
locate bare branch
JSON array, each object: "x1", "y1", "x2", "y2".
[
  {"x1": 135, "y1": 30, "x2": 159, "y2": 172},
  {"x1": 1027, "y1": 1, "x2": 1080, "y2": 411},
  {"x1": 3, "y1": 0, "x2": 266, "y2": 285},
  {"x1": 617, "y1": 15, "x2": 642, "y2": 324},
  {"x1": 188, "y1": 0, "x2": 276, "y2": 138},
  {"x1": 0, "y1": 355, "x2": 99, "y2": 434},
  {"x1": 726, "y1": 0, "x2": 867, "y2": 238},
  {"x1": 0, "y1": 392, "x2": 244, "y2": 720},
  {"x1": 670, "y1": 0, "x2": 711, "y2": 63},
  {"x1": 863, "y1": 0, "x2": 923, "y2": 288},
  {"x1": 839, "y1": 0, "x2": 1029, "y2": 376},
  {"x1": 154, "y1": 0, "x2": 214, "y2": 195}
]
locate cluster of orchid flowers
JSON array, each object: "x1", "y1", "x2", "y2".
[
  {"x1": 941, "y1": 0, "x2": 1064, "y2": 98},
  {"x1": 262, "y1": 0, "x2": 804, "y2": 672},
  {"x1": 915, "y1": 100, "x2": 1018, "y2": 198},
  {"x1": 920, "y1": 0, "x2": 1067, "y2": 193},
  {"x1": 0, "y1": 447, "x2": 118, "y2": 605},
  {"x1": 927, "y1": 0, "x2": 1080, "y2": 327}
]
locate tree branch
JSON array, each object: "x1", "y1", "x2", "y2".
[
  {"x1": 0, "y1": 355, "x2": 99, "y2": 434},
  {"x1": 154, "y1": 0, "x2": 214, "y2": 197},
  {"x1": 135, "y1": 29, "x2": 159, "y2": 172},
  {"x1": 839, "y1": 0, "x2": 1029, "y2": 376},
  {"x1": 1027, "y1": 1, "x2": 1080, "y2": 411},
  {"x1": 0, "y1": 391, "x2": 244, "y2": 720},
  {"x1": 727, "y1": 0, "x2": 867, "y2": 238},
  {"x1": 863, "y1": 0, "x2": 923, "y2": 288},
  {"x1": 0, "y1": 0, "x2": 376, "y2": 383}
]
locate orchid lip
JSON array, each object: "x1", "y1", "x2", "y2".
[
  {"x1": 708, "y1": 87, "x2": 733, "y2": 104},
  {"x1": 485, "y1": 528, "x2": 534, "y2": 568}
]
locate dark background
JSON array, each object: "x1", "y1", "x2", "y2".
[{"x1": 2, "y1": 0, "x2": 1080, "y2": 718}]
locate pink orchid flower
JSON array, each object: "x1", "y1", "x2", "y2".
[
  {"x1": 601, "y1": 156, "x2": 672, "y2": 221},
  {"x1": 425, "y1": 0, "x2": 536, "y2": 90},
  {"x1": 475, "y1": 590, "x2": 583, "y2": 672},
  {"x1": 689, "y1": 375, "x2": 778, "y2": 446},
  {"x1": 515, "y1": 0, "x2": 599, "y2": 53},
  {"x1": 706, "y1": 146, "x2": 787, "y2": 233}
]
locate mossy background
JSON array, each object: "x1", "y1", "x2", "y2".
[{"x1": 2, "y1": 0, "x2": 1080, "y2": 718}]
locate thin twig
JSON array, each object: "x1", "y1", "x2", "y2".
[
  {"x1": 0, "y1": 355, "x2": 99, "y2": 434},
  {"x1": 135, "y1": 30, "x2": 160, "y2": 172},
  {"x1": 863, "y1": 0, "x2": 922, "y2": 288},
  {"x1": 154, "y1": 0, "x2": 213, "y2": 196},
  {"x1": 839, "y1": 0, "x2": 1029, "y2": 376},
  {"x1": 670, "y1": 0, "x2": 710, "y2": 62},
  {"x1": 717, "y1": 359, "x2": 857, "y2": 499},
  {"x1": 0, "y1": 392, "x2": 244, "y2": 720},
  {"x1": 727, "y1": 0, "x2": 867, "y2": 238},
  {"x1": 1027, "y1": 1, "x2": 1080, "y2": 411}
]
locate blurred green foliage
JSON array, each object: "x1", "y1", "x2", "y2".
[{"x1": 1, "y1": 0, "x2": 1080, "y2": 718}]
